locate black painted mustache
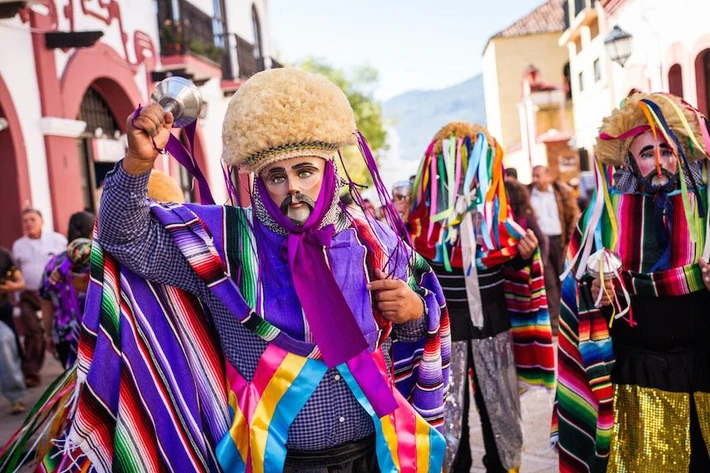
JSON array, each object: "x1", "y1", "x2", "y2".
[
  {"x1": 279, "y1": 193, "x2": 315, "y2": 215},
  {"x1": 640, "y1": 168, "x2": 678, "y2": 192}
]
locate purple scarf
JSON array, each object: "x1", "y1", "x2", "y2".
[{"x1": 254, "y1": 161, "x2": 368, "y2": 368}]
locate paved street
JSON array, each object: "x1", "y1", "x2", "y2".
[
  {"x1": 1, "y1": 355, "x2": 558, "y2": 472},
  {"x1": 0, "y1": 356, "x2": 63, "y2": 470},
  {"x1": 468, "y1": 388, "x2": 558, "y2": 472}
]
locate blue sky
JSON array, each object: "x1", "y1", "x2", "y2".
[{"x1": 270, "y1": 0, "x2": 546, "y2": 99}]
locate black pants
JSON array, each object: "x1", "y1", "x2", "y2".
[
  {"x1": 690, "y1": 395, "x2": 710, "y2": 473},
  {"x1": 18, "y1": 290, "x2": 45, "y2": 381},
  {"x1": 451, "y1": 341, "x2": 507, "y2": 473},
  {"x1": 283, "y1": 434, "x2": 380, "y2": 473},
  {"x1": 56, "y1": 341, "x2": 72, "y2": 369},
  {"x1": 544, "y1": 235, "x2": 564, "y2": 334}
]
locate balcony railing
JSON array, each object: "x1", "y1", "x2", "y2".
[
  {"x1": 235, "y1": 34, "x2": 264, "y2": 79},
  {"x1": 157, "y1": 0, "x2": 226, "y2": 65}
]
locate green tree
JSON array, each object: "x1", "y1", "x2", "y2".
[{"x1": 300, "y1": 57, "x2": 387, "y2": 185}]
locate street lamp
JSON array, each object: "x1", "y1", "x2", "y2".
[{"x1": 605, "y1": 25, "x2": 633, "y2": 67}]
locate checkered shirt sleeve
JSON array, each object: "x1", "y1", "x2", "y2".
[{"x1": 97, "y1": 162, "x2": 202, "y2": 294}]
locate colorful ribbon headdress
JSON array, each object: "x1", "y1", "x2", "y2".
[
  {"x1": 565, "y1": 92, "x2": 710, "y2": 281},
  {"x1": 410, "y1": 122, "x2": 524, "y2": 272}
]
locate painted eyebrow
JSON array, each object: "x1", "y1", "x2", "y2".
[
  {"x1": 639, "y1": 143, "x2": 671, "y2": 154},
  {"x1": 265, "y1": 167, "x2": 286, "y2": 175},
  {"x1": 292, "y1": 162, "x2": 319, "y2": 170}
]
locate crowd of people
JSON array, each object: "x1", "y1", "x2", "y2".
[
  {"x1": 1, "y1": 68, "x2": 709, "y2": 473},
  {"x1": 0, "y1": 209, "x2": 91, "y2": 416},
  {"x1": 0, "y1": 171, "x2": 185, "y2": 417}
]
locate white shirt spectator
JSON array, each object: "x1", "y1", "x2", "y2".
[
  {"x1": 12, "y1": 231, "x2": 67, "y2": 291},
  {"x1": 530, "y1": 186, "x2": 562, "y2": 237}
]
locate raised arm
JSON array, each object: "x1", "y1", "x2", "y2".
[{"x1": 96, "y1": 104, "x2": 200, "y2": 294}]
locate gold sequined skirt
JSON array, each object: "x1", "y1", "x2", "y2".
[{"x1": 608, "y1": 385, "x2": 710, "y2": 472}]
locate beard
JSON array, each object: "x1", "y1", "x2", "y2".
[
  {"x1": 279, "y1": 193, "x2": 315, "y2": 226},
  {"x1": 638, "y1": 167, "x2": 679, "y2": 194}
]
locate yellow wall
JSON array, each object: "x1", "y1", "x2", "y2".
[{"x1": 483, "y1": 32, "x2": 571, "y2": 151}]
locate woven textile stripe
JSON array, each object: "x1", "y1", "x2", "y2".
[
  {"x1": 350, "y1": 218, "x2": 395, "y2": 344},
  {"x1": 0, "y1": 363, "x2": 78, "y2": 472},
  {"x1": 225, "y1": 207, "x2": 258, "y2": 308},
  {"x1": 156, "y1": 203, "x2": 452, "y2": 430},
  {"x1": 553, "y1": 184, "x2": 709, "y2": 473},
  {"x1": 554, "y1": 275, "x2": 608, "y2": 473},
  {"x1": 156, "y1": 204, "x2": 305, "y2": 354},
  {"x1": 616, "y1": 192, "x2": 705, "y2": 272},
  {"x1": 392, "y1": 251, "x2": 451, "y2": 429},
  {"x1": 10, "y1": 200, "x2": 450, "y2": 472},
  {"x1": 407, "y1": 136, "x2": 554, "y2": 392},
  {"x1": 217, "y1": 343, "x2": 446, "y2": 473},
  {"x1": 195, "y1": 203, "x2": 451, "y2": 432},
  {"x1": 503, "y1": 249, "x2": 556, "y2": 390},
  {"x1": 38, "y1": 445, "x2": 91, "y2": 472},
  {"x1": 62, "y1": 239, "x2": 229, "y2": 473},
  {"x1": 216, "y1": 344, "x2": 327, "y2": 473},
  {"x1": 337, "y1": 350, "x2": 447, "y2": 473}
]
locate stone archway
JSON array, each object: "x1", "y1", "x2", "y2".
[
  {"x1": 695, "y1": 49, "x2": 710, "y2": 117},
  {"x1": 663, "y1": 42, "x2": 690, "y2": 100},
  {"x1": 61, "y1": 43, "x2": 142, "y2": 130},
  {"x1": 45, "y1": 43, "x2": 144, "y2": 233},
  {"x1": 668, "y1": 64, "x2": 684, "y2": 98},
  {"x1": 0, "y1": 74, "x2": 32, "y2": 248}
]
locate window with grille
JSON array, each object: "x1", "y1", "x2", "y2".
[{"x1": 78, "y1": 87, "x2": 121, "y2": 138}]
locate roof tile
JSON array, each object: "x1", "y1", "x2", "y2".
[{"x1": 491, "y1": 0, "x2": 565, "y2": 40}]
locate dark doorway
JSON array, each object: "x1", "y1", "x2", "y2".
[
  {"x1": 695, "y1": 49, "x2": 710, "y2": 116},
  {"x1": 668, "y1": 64, "x2": 684, "y2": 98},
  {"x1": 77, "y1": 86, "x2": 123, "y2": 213}
]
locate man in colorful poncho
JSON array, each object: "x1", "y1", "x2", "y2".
[
  {"x1": 1, "y1": 69, "x2": 450, "y2": 473},
  {"x1": 553, "y1": 93, "x2": 710, "y2": 472},
  {"x1": 407, "y1": 122, "x2": 555, "y2": 472}
]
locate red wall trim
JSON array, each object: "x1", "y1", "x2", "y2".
[
  {"x1": 34, "y1": 36, "x2": 145, "y2": 233},
  {"x1": 0, "y1": 74, "x2": 32, "y2": 248},
  {"x1": 30, "y1": 9, "x2": 62, "y2": 117},
  {"x1": 60, "y1": 43, "x2": 142, "y2": 125},
  {"x1": 30, "y1": 7, "x2": 80, "y2": 234},
  {"x1": 29, "y1": 4, "x2": 158, "y2": 234}
]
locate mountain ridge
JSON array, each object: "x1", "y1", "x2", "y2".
[{"x1": 382, "y1": 75, "x2": 486, "y2": 163}]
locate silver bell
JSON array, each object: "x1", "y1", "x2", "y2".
[
  {"x1": 151, "y1": 76, "x2": 203, "y2": 128},
  {"x1": 586, "y1": 249, "x2": 623, "y2": 279}
]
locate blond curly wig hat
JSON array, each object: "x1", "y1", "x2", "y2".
[
  {"x1": 595, "y1": 92, "x2": 708, "y2": 166},
  {"x1": 430, "y1": 121, "x2": 496, "y2": 156},
  {"x1": 222, "y1": 68, "x2": 357, "y2": 174},
  {"x1": 147, "y1": 170, "x2": 185, "y2": 204}
]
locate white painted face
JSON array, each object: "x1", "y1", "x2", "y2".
[
  {"x1": 629, "y1": 130, "x2": 677, "y2": 186},
  {"x1": 259, "y1": 156, "x2": 326, "y2": 226}
]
